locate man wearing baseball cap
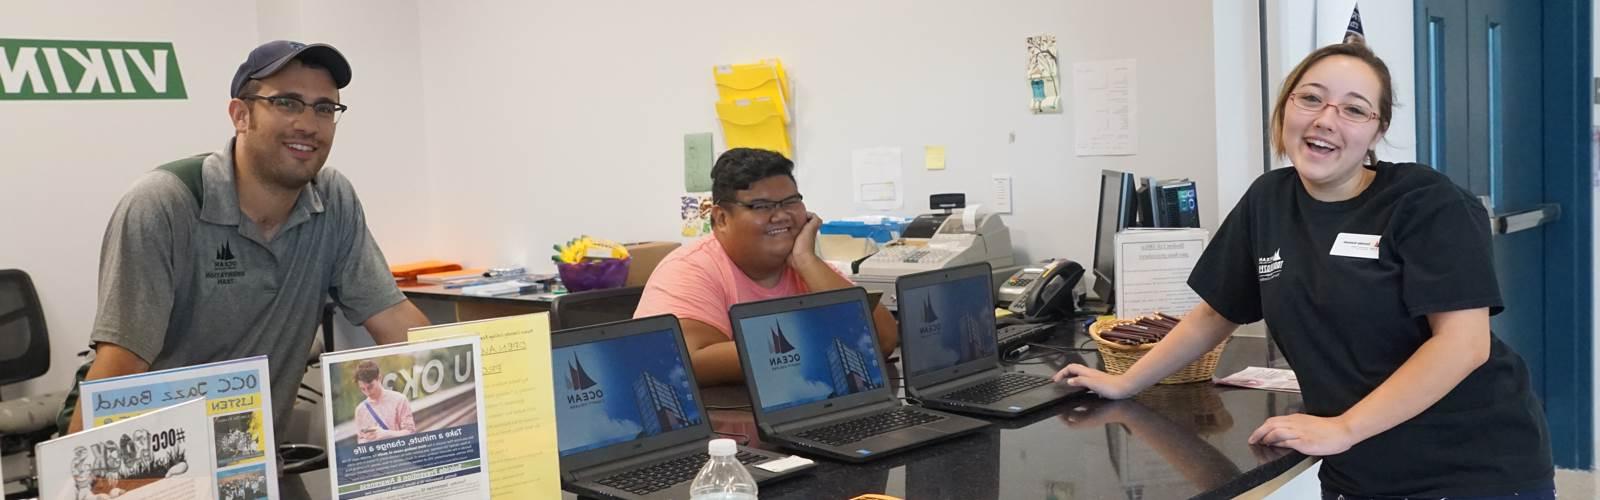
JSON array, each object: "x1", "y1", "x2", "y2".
[{"x1": 62, "y1": 40, "x2": 430, "y2": 447}]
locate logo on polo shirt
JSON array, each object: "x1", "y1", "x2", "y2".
[
  {"x1": 1257, "y1": 249, "x2": 1284, "y2": 282},
  {"x1": 206, "y1": 241, "x2": 244, "y2": 285}
]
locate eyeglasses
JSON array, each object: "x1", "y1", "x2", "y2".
[
  {"x1": 721, "y1": 194, "x2": 805, "y2": 216},
  {"x1": 241, "y1": 94, "x2": 349, "y2": 123},
  {"x1": 1288, "y1": 92, "x2": 1376, "y2": 123}
]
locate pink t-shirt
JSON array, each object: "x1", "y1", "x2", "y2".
[
  {"x1": 353, "y1": 389, "x2": 416, "y2": 442},
  {"x1": 634, "y1": 236, "x2": 842, "y2": 338}
]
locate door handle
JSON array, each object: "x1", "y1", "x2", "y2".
[{"x1": 1489, "y1": 204, "x2": 1561, "y2": 235}]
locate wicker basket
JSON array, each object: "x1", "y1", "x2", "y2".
[{"x1": 1089, "y1": 317, "x2": 1226, "y2": 385}]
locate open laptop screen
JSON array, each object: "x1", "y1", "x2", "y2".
[
  {"x1": 899, "y1": 274, "x2": 998, "y2": 378},
  {"x1": 736, "y1": 300, "x2": 887, "y2": 413},
  {"x1": 553, "y1": 328, "x2": 704, "y2": 456}
]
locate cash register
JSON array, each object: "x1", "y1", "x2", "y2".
[{"x1": 854, "y1": 193, "x2": 1019, "y2": 310}]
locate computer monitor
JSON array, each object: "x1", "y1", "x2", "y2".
[
  {"x1": 1139, "y1": 178, "x2": 1201, "y2": 228},
  {"x1": 1092, "y1": 169, "x2": 1137, "y2": 304}
]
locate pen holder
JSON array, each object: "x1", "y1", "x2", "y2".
[
  {"x1": 1089, "y1": 317, "x2": 1226, "y2": 385},
  {"x1": 556, "y1": 258, "x2": 630, "y2": 292}
]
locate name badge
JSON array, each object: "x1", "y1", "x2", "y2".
[{"x1": 1330, "y1": 233, "x2": 1381, "y2": 259}]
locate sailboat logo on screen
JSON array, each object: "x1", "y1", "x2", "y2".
[
  {"x1": 564, "y1": 354, "x2": 604, "y2": 407},
  {"x1": 767, "y1": 324, "x2": 801, "y2": 369},
  {"x1": 917, "y1": 296, "x2": 942, "y2": 339}
]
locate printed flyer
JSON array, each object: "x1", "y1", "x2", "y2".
[
  {"x1": 79, "y1": 356, "x2": 276, "y2": 499},
  {"x1": 321, "y1": 336, "x2": 491, "y2": 499},
  {"x1": 38, "y1": 399, "x2": 216, "y2": 500}
]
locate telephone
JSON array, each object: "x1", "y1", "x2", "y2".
[{"x1": 1004, "y1": 259, "x2": 1085, "y2": 322}]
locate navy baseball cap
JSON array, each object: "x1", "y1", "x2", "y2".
[{"x1": 230, "y1": 40, "x2": 352, "y2": 98}]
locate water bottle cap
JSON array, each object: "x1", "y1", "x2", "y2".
[{"x1": 707, "y1": 438, "x2": 737, "y2": 456}]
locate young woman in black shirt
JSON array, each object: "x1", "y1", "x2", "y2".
[{"x1": 1053, "y1": 43, "x2": 1555, "y2": 499}]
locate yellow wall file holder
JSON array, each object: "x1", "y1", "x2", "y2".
[{"x1": 716, "y1": 96, "x2": 791, "y2": 158}]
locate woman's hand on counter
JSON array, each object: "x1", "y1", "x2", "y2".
[
  {"x1": 1247, "y1": 413, "x2": 1357, "y2": 456},
  {"x1": 1052, "y1": 363, "x2": 1137, "y2": 399}
]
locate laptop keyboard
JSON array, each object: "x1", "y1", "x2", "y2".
[
  {"x1": 596, "y1": 450, "x2": 765, "y2": 495},
  {"x1": 796, "y1": 407, "x2": 945, "y2": 446},
  {"x1": 942, "y1": 373, "x2": 1053, "y2": 405}
]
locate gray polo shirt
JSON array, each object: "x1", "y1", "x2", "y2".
[{"x1": 92, "y1": 138, "x2": 405, "y2": 437}]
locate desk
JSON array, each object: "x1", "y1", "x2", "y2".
[
  {"x1": 400, "y1": 283, "x2": 555, "y2": 322},
  {"x1": 568, "y1": 324, "x2": 1306, "y2": 499},
  {"x1": 262, "y1": 323, "x2": 1305, "y2": 500}
]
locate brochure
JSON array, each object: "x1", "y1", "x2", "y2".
[
  {"x1": 321, "y1": 336, "x2": 491, "y2": 499},
  {"x1": 78, "y1": 356, "x2": 276, "y2": 499},
  {"x1": 37, "y1": 399, "x2": 216, "y2": 500}
]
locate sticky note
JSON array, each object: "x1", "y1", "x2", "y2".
[{"x1": 925, "y1": 145, "x2": 947, "y2": 170}]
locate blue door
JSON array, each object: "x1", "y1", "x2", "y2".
[{"x1": 1416, "y1": 0, "x2": 1593, "y2": 468}]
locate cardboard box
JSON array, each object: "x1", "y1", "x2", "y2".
[{"x1": 623, "y1": 241, "x2": 682, "y2": 287}]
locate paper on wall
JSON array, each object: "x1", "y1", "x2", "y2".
[
  {"x1": 683, "y1": 133, "x2": 714, "y2": 192},
  {"x1": 852, "y1": 147, "x2": 903, "y2": 210},
  {"x1": 1027, "y1": 34, "x2": 1061, "y2": 113},
  {"x1": 991, "y1": 175, "x2": 1013, "y2": 214},
  {"x1": 680, "y1": 193, "x2": 713, "y2": 237},
  {"x1": 1074, "y1": 59, "x2": 1138, "y2": 156},
  {"x1": 924, "y1": 145, "x2": 947, "y2": 170}
]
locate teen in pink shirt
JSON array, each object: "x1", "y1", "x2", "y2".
[
  {"x1": 352, "y1": 360, "x2": 416, "y2": 443},
  {"x1": 636, "y1": 149, "x2": 898, "y2": 385}
]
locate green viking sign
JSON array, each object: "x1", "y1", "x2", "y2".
[{"x1": 0, "y1": 38, "x2": 186, "y2": 100}]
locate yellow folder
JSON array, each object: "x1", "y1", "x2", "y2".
[
  {"x1": 716, "y1": 97, "x2": 791, "y2": 157},
  {"x1": 713, "y1": 60, "x2": 790, "y2": 123}
]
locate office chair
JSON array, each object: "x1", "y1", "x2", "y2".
[
  {"x1": 0, "y1": 269, "x2": 49, "y2": 391},
  {"x1": 0, "y1": 269, "x2": 58, "y2": 496},
  {"x1": 549, "y1": 286, "x2": 645, "y2": 331}
]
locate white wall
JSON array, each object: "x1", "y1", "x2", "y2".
[
  {"x1": 416, "y1": 0, "x2": 1221, "y2": 272},
  {"x1": 0, "y1": 0, "x2": 429, "y2": 397},
  {"x1": 1213, "y1": 0, "x2": 1267, "y2": 218},
  {"x1": 0, "y1": 2, "x2": 258, "y2": 397},
  {"x1": 260, "y1": 0, "x2": 433, "y2": 265}
]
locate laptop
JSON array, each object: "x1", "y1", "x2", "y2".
[
  {"x1": 729, "y1": 287, "x2": 989, "y2": 463},
  {"x1": 553, "y1": 315, "x2": 814, "y2": 499},
  {"x1": 896, "y1": 263, "x2": 1084, "y2": 417}
]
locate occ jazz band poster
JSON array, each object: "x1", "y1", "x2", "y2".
[{"x1": 79, "y1": 356, "x2": 277, "y2": 499}]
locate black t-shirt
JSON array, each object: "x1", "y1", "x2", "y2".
[{"x1": 1189, "y1": 162, "x2": 1553, "y2": 497}]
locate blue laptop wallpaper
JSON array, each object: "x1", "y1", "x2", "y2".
[
  {"x1": 553, "y1": 329, "x2": 703, "y2": 456},
  {"x1": 899, "y1": 274, "x2": 998, "y2": 378},
  {"x1": 738, "y1": 300, "x2": 887, "y2": 413}
]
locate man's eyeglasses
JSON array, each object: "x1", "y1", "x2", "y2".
[
  {"x1": 241, "y1": 94, "x2": 349, "y2": 123},
  {"x1": 1288, "y1": 92, "x2": 1376, "y2": 123},
  {"x1": 721, "y1": 194, "x2": 805, "y2": 216}
]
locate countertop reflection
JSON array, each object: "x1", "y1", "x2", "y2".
[{"x1": 573, "y1": 322, "x2": 1306, "y2": 500}]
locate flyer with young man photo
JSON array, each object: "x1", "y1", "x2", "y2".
[{"x1": 320, "y1": 336, "x2": 490, "y2": 499}]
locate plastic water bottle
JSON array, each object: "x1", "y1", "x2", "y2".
[{"x1": 689, "y1": 438, "x2": 758, "y2": 500}]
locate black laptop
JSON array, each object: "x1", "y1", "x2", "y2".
[
  {"x1": 729, "y1": 287, "x2": 989, "y2": 463},
  {"x1": 553, "y1": 315, "x2": 814, "y2": 499},
  {"x1": 896, "y1": 263, "x2": 1084, "y2": 417}
]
